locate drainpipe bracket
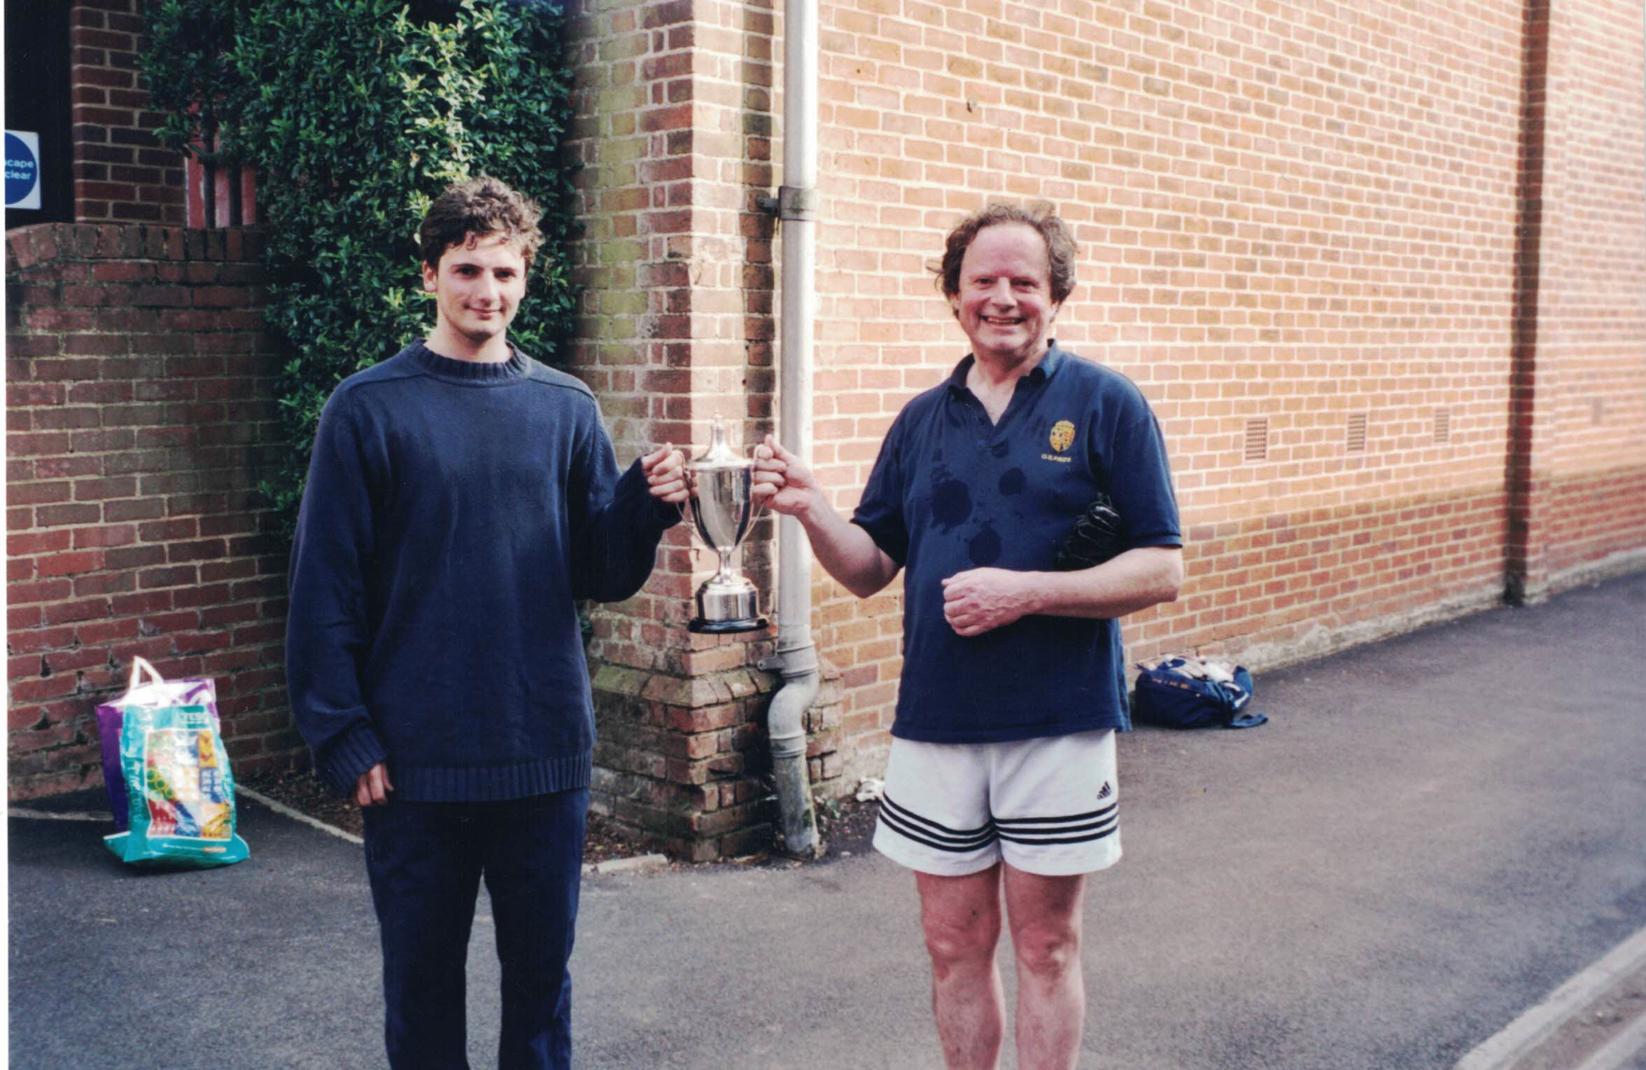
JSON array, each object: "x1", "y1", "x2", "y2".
[
  {"x1": 759, "y1": 641, "x2": 819, "y2": 678},
  {"x1": 776, "y1": 185, "x2": 818, "y2": 222}
]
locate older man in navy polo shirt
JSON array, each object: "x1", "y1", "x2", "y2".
[{"x1": 755, "y1": 203, "x2": 1183, "y2": 1070}]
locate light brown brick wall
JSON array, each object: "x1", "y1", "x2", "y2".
[
  {"x1": 795, "y1": 0, "x2": 1542, "y2": 772},
  {"x1": 568, "y1": 0, "x2": 1645, "y2": 801},
  {"x1": 1514, "y1": 0, "x2": 1646, "y2": 596},
  {"x1": 669, "y1": 0, "x2": 1638, "y2": 781}
]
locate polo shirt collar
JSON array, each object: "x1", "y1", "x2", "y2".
[{"x1": 944, "y1": 339, "x2": 1066, "y2": 396}]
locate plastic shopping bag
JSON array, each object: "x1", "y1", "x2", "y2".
[
  {"x1": 96, "y1": 661, "x2": 217, "y2": 831},
  {"x1": 100, "y1": 657, "x2": 250, "y2": 868}
]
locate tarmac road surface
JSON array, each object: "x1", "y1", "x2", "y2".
[{"x1": 9, "y1": 572, "x2": 1645, "y2": 1069}]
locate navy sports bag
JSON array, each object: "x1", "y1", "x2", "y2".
[{"x1": 1133, "y1": 656, "x2": 1269, "y2": 730}]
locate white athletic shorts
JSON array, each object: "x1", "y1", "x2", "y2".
[{"x1": 872, "y1": 729, "x2": 1121, "y2": 878}]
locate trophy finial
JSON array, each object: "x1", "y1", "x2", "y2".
[{"x1": 696, "y1": 414, "x2": 743, "y2": 468}]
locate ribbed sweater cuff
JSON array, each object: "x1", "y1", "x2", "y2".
[{"x1": 316, "y1": 722, "x2": 389, "y2": 797}]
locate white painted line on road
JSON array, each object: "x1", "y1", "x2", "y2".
[
  {"x1": 1573, "y1": 1005, "x2": 1646, "y2": 1070},
  {"x1": 584, "y1": 853, "x2": 670, "y2": 877},
  {"x1": 1456, "y1": 925, "x2": 1646, "y2": 1070},
  {"x1": 235, "y1": 787, "x2": 671, "y2": 876},
  {"x1": 236, "y1": 785, "x2": 364, "y2": 846},
  {"x1": 7, "y1": 808, "x2": 107, "y2": 822}
]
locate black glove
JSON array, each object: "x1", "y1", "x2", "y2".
[{"x1": 1053, "y1": 493, "x2": 1124, "y2": 570}]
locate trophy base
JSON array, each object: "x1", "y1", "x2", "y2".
[
  {"x1": 690, "y1": 576, "x2": 766, "y2": 634},
  {"x1": 688, "y1": 615, "x2": 770, "y2": 634}
]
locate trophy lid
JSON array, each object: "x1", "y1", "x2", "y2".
[{"x1": 692, "y1": 415, "x2": 748, "y2": 470}]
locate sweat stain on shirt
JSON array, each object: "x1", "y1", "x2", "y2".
[
  {"x1": 932, "y1": 478, "x2": 973, "y2": 531},
  {"x1": 968, "y1": 523, "x2": 1002, "y2": 566}
]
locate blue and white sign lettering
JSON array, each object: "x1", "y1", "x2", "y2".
[{"x1": 6, "y1": 131, "x2": 43, "y2": 210}]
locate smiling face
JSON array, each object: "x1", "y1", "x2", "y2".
[
  {"x1": 421, "y1": 231, "x2": 528, "y2": 362},
  {"x1": 947, "y1": 222, "x2": 1062, "y2": 370}
]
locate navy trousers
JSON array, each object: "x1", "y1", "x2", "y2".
[{"x1": 361, "y1": 789, "x2": 589, "y2": 1070}]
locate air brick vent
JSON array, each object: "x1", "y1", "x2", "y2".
[
  {"x1": 1347, "y1": 412, "x2": 1368, "y2": 452},
  {"x1": 1244, "y1": 418, "x2": 1268, "y2": 462}
]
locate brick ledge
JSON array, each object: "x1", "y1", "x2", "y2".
[{"x1": 6, "y1": 223, "x2": 267, "y2": 270}]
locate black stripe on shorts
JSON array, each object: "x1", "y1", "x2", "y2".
[
  {"x1": 994, "y1": 801, "x2": 1118, "y2": 846},
  {"x1": 879, "y1": 793, "x2": 996, "y2": 854}
]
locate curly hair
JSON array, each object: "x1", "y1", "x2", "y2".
[
  {"x1": 933, "y1": 202, "x2": 1077, "y2": 306},
  {"x1": 417, "y1": 175, "x2": 544, "y2": 268}
]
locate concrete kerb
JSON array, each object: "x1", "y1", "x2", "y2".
[
  {"x1": 6, "y1": 808, "x2": 106, "y2": 822},
  {"x1": 235, "y1": 784, "x2": 361, "y2": 845},
  {"x1": 1455, "y1": 925, "x2": 1646, "y2": 1070},
  {"x1": 1576, "y1": 1011, "x2": 1646, "y2": 1070}
]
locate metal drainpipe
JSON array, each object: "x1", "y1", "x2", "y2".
[{"x1": 759, "y1": 0, "x2": 822, "y2": 858}]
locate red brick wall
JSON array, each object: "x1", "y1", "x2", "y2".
[
  {"x1": 565, "y1": 0, "x2": 704, "y2": 659},
  {"x1": 6, "y1": 224, "x2": 297, "y2": 800},
  {"x1": 566, "y1": 0, "x2": 843, "y2": 859},
  {"x1": 69, "y1": 0, "x2": 186, "y2": 225}
]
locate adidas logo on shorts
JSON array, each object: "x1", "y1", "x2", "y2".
[{"x1": 1096, "y1": 781, "x2": 1113, "y2": 800}]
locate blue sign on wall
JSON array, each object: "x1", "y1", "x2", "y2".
[{"x1": 7, "y1": 131, "x2": 42, "y2": 209}]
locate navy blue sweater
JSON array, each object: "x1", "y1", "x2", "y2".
[{"x1": 285, "y1": 342, "x2": 678, "y2": 800}]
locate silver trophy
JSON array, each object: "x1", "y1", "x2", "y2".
[{"x1": 687, "y1": 416, "x2": 767, "y2": 633}]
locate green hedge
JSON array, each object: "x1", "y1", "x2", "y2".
[{"x1": 143, "y1": 0, "x2": 580, "y2": 533}]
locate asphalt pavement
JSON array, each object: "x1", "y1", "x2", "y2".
[{"x1": 9, "y1": 571, "x2": 1646, "y2": 1069}]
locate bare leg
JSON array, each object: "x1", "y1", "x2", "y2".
[
  {"x1": 916, "y1": 865, "x2": 1007, "y2": 1070},
  {"x1": 1003, "y1": 866, "x2": 1087, "y2": 1070}
]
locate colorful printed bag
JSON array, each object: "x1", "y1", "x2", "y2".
[
  {"x1": 100, "y1": 657, "x2": 250, "y2": 868},
  {"x1": 96, "y1": 661, "x2": 214, "y2": 832}
]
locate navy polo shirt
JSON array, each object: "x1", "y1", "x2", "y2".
[{"x1": 852, "y1": 343, "x2": 1181, "y2": 743}]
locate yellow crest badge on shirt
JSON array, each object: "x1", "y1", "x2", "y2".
[
  {"x1": 1048, "y1": 420, "x2": 1076, "y2": 453},
  {"x1": 1041, "y1": 420, "x2": 1077, "y2": 464}
]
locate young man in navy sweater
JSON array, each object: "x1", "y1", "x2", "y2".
[{"x1": 285, "y1": 176, "x2": 685, "y2": 1069}]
